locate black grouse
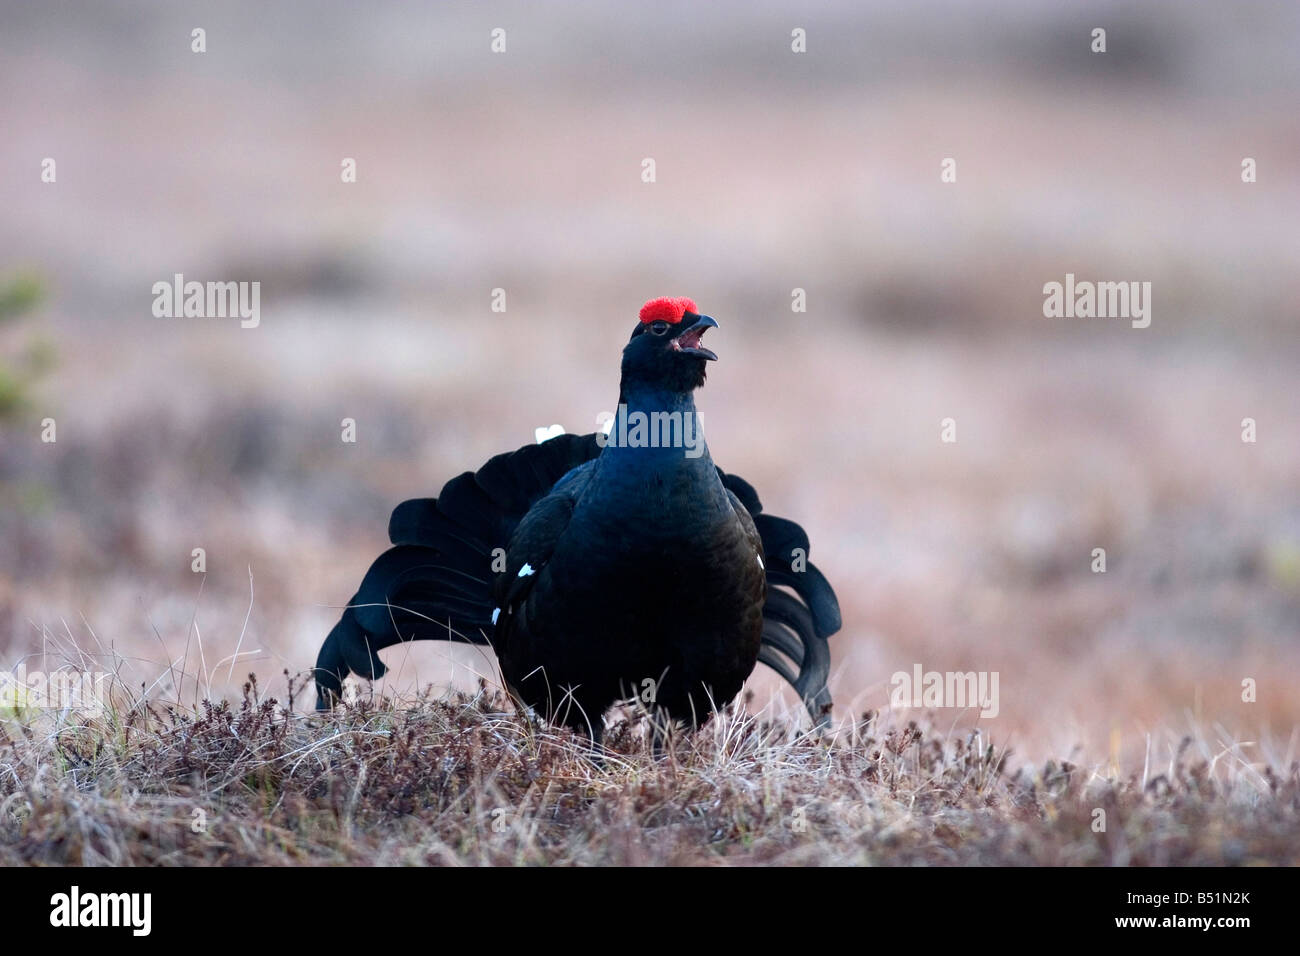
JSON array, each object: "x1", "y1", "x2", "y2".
[{"x1": 314, "y1": 297, "x2": 841, "y2": 744}]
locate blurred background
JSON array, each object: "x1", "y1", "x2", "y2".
[{"x1": 2, "y1": 0, "x2": 1298, "y2": 764}]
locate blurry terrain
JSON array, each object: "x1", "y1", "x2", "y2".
[{"x1": 1, "y1": 0, "x2": 1298, "y2": 774}]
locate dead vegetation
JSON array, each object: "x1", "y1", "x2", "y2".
[{"x1": 2, "y1": 675, "x2": 1296, "y2": 866}]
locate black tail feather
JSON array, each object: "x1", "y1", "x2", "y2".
[
  {"x1": 765, "y1": 563, "x2": 841, "y2": 637},
  {"x1": 313, "y1": 608, "x2": 381, "y2": 706},
  {"x1": 760, "y1": 589, "x2": 815, "y2": 660},
  {"x1": 757, "y1": 641, "x2": 799, "y2": 687},
  {"x1": 316, "y1": 435, "x2": 604, "y2": 710},
  {"x1": 722, "y1": 478, "x2": 840, "y2": 726},
  {"x1": 312, "y1": 615, "x2": 350, "y2": 705}
]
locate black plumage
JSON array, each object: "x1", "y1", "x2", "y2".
[{"x1": 314, "y1": 300, "x2": 840, "y2": 742}]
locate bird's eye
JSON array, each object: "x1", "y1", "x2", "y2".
[{"x1": 650, "y1": 321, "x2": 669, "y2": 335}]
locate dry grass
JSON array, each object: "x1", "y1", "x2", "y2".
[{"x1": 3, "y1": 673, "x2": 1297, "y2": 866}]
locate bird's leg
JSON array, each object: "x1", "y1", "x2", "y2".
[
  {"x1": 649, "y1": 709, "x2": 678, "y2": 760},
  {"x1": 504, "y1": 680, "x2": 547, "y2": 739},
  {"x1": 651, "y1": 728, "x2": 666, "y2": 760},
  {"x1": 586, "y1": 720, "x2": 608, "y2": 767}
]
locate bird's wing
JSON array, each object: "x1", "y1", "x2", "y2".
[{"x1": 490, "y1": 468, "x2": 592, "y2": 646}]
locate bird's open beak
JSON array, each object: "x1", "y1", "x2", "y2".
[{"x1": 673, "y1": 314, "x2": 718, "y2": 361}]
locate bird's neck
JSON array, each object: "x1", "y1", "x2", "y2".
[{"x1": 593, "y1": 384, "x2": 726, "y2": 510}]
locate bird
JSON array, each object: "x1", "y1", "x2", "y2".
[{"x1": 313, "y1": 297, "x2": 841, "y2": 746}]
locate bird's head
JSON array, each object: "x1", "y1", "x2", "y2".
[{"x1": 621, "y1": 297, "x2": 718, "y2": 394}]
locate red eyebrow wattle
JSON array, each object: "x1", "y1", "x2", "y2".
[{"x1": 638, "y1": 297, "x2": 697, "y2": 324}]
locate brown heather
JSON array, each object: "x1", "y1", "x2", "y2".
[{"x1": 2, "y1": 675, "x2": 1297, "y2": 866}]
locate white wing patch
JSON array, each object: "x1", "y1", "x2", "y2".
[
  {"x1": 518, "y1": 563, "x2": 535, "y2": 577},
  {"x1": 491, "y1": 607, "x2": 501, "y2": 625}
]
